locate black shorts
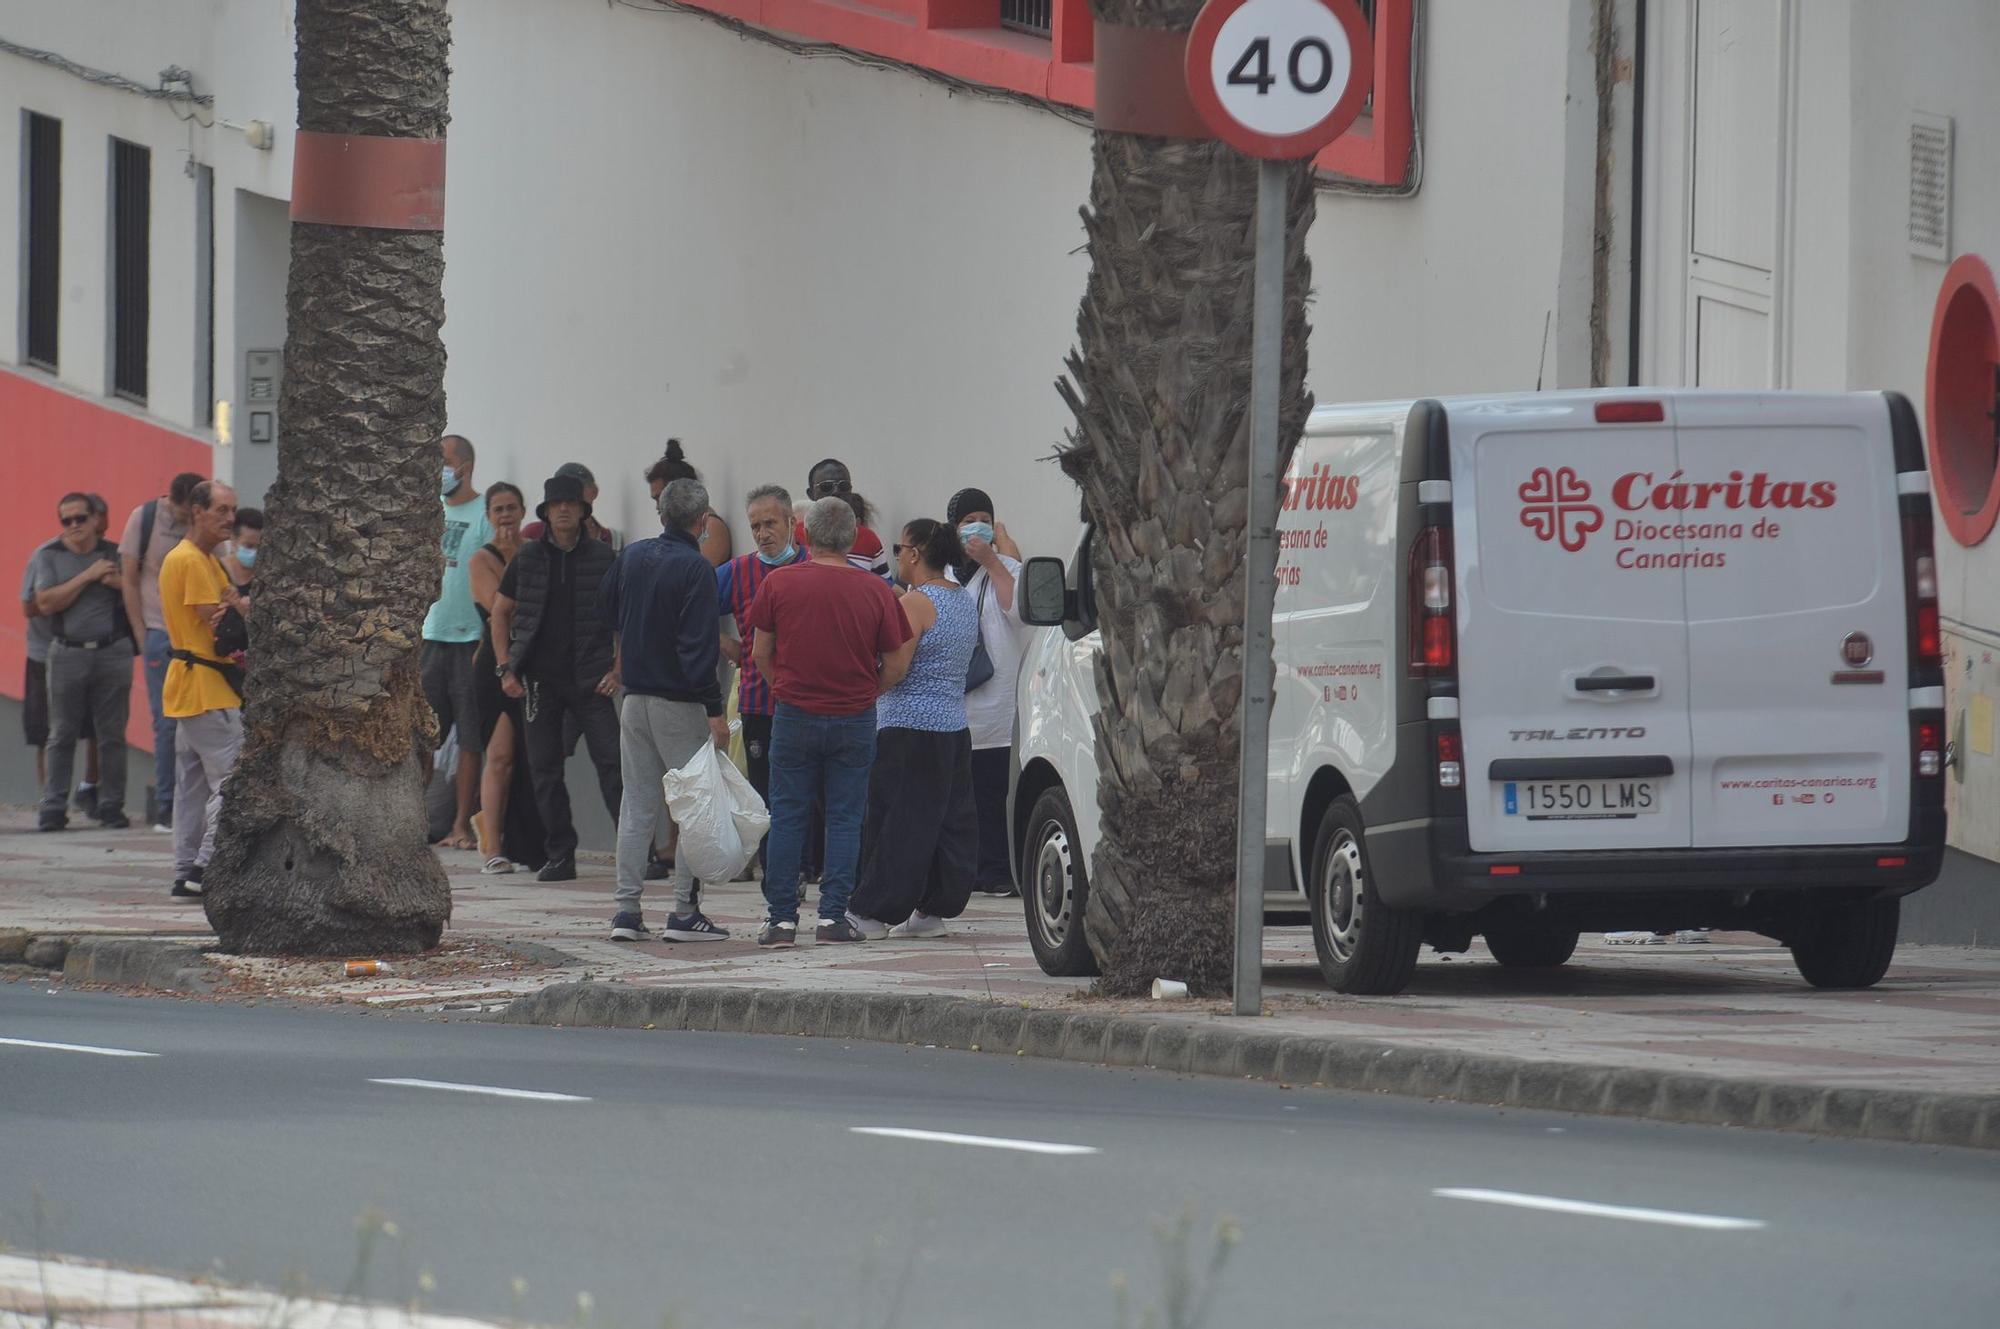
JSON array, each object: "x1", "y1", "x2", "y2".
[{"x1": 421, "y1": 638, "x2": 484, "y2": 755}]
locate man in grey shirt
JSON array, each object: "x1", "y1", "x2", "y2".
[{"x1": 34, "y1": 492, "x2": 135, "y2": 830}]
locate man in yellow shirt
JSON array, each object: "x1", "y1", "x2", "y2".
[{"x1": 160, "y1": 481, "x2": 246, "y2": 898}]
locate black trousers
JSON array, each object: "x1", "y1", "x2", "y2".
[
  {"x1": 970, "y1": 745, "x2": 1015, "y2": 889},
  {"x1": 522, "y1": 674, "x2": 621, "y2": 863},
  {"x1": 851, "y1": 727, "x2": 978, "y2": 926}
]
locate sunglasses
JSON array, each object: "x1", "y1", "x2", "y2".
[
  {"x1": 808, "y1": 480, "x2": 852, "y2": 497},
  {"x1": 59, "y1": 514, "x2": 91, "y2": 528},
  {"x1": 891, "y1": 543, "x2": 906, "y2": 555}
]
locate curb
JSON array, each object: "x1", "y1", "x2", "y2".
[
  {"x1": 60, "y1": 938, "x2": 218, "y2": 993},
  {"x1": 494, "y1": 981, "x2": 2000, "y2": 1152}
]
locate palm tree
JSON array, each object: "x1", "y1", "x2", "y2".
[
  {"x1": 204, "y1": 0, "x2": 453, "y2": 954},
  {"x1": 1056, "y1": 1, "x2": 1317, "y2": 996}
]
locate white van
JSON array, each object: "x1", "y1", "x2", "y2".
[{"x1": 1011, "y1": 390, "x2": 1947, "y2": 995}]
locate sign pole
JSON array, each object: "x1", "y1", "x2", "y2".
[{"x1": 1234, "y1": 156, "x2": 1287, "y2": 1019}]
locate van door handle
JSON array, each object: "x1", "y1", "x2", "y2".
[{"x1": 1574, "y1": 674, "x2": 1656, "y2": 693}]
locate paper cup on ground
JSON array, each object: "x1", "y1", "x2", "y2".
[{"x1": 1151, "y1": 978, "x2": 1190, "y2": 1001}]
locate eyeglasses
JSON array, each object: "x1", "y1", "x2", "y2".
[
  {"x1": 808, "y1": 480, "x2": 852, "y2": 498},
  {"x1": 59, "y1": 514, "x2": 91, "y2": 528},
  {"x1": 891, "y1": 544, "x2": 905, "y2": 555}
]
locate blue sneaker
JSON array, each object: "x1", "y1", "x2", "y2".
[{"x1": 610, "y1": 912, "x2": 651, "y2": 942}]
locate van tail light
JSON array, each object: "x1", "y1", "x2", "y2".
[
  {"x1": 1916, "y1": 719, "x2": 1943, "y2": 778},
  {"x1": 1594, "y1": 400, "x2": 1665, "y2": 424},
  {"x1": 1436, "y1": 731, "x2": 1463, "y2": 789},
  {"x1": 1903, "y1": 508, "x2": 1941, "y2": 669},
  {"x1": 1408, "y1": 526, "x2": 1456, "y2": 677}
]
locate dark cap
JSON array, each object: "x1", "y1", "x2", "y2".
[
  {"x1": 536, "y1": 473, "x2": 593, "y2": 524},
  {"x1": 946, "y1": 488, "x2": 995, "y2": 525}
]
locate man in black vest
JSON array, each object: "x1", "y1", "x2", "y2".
[{"x1": 490, "y1": 474, "x2": 622, "y2": 882}]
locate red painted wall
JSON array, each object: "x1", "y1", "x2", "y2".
[{"x1": 1, "y1": 367, "x2": 215, "y2": 753}]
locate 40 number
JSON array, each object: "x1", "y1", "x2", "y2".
[{"x1": 1227, "y1": 36, "x2": 1335, "y2": 96}]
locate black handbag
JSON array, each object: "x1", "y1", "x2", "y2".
[{"x1": 965, "y1": 579, "x2": 995, "y2": 693}]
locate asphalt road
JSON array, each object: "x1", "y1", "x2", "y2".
[{"x1": 0, "y1": 985, "x2": 1994, "y2": 1329}]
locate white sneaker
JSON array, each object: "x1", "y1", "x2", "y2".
[
  {"x1": 480, "y1": 855, "x2": 515, "y2": 875},
  {"x1": 889, "y1": 912, "x2": 948, "y2": 939},
  {"x1": 1604, "y1": 931, "x2": 1665, "y2": 945},
  {"x1": 151, "y1": 822, "x2": 173, "y2": 834},
  {"x1": 845, "y1": 912, "x2": 891, "y2": 941}
]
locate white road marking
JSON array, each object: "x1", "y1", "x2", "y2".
[
  {"x1": 369, "y1": 1077, "x2": 590, "y2": 1102},
  {"x1": 850, "y1": 1127, "x2": 1098, "y2": 1156},
  {"x1": 0, "y1": 1036, "x2": 158, "y2": 1058},
  {"x1": 1433, "y1": 1188, "x2": 1766, "y2": 1231}
]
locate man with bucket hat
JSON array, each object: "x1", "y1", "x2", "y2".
[{"x1": 489, "y1": 472, "x2": 623, "y2": 882}]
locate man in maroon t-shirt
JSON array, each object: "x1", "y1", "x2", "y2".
[{"x1": 746, "y1": 496, "x2": 910, "y2": 947}]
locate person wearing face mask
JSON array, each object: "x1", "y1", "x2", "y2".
[
  {"x1": 945, "y1": 487, "x2": 1032, "y2": 896},
  {"x1": 223, "y1": 509, "x2": 264, "y2": 589},
  {"x1": 717, "y1": 484, "x2": 808, "y2": 853},
  {"x1": 420, "y1": 434, "x2": 493, "y2": 852}
]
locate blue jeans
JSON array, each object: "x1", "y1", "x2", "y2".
[
  {"x1": 143, "y1": 629, "x2": 177, "y2": 823},
  {"x1": 763, "y1": 702, "x2": 876, "y2": 923}
]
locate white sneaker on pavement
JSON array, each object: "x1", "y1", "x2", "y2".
[
  {"x1": 845, "y1": 912, "x2": 891, "y2": 941},
  {"x1": 1604, "y1": 931, "x2": 1666, "y2": 945},
  {"x1": 889, "y1": 912, "x2": 948, "y2": 939}
]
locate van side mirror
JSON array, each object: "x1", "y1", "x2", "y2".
[{"x1": 1020, "y1": 557, "x2": 1071, "y2": 627}]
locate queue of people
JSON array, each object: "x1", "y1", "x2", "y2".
[{"x1": 415, "y1": 440, "x2": 1033, "y2": 947}]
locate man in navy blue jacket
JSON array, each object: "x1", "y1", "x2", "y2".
[{"x1": 599, "y1": 479, "x2": 732, "y2": 943}]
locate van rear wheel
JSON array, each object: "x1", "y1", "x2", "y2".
[
  {"x1": 1482, "y1": 923, "x2": 1581, "y2": 968},
  {"x1": 1308, "y1": 795, "x2": 1423, "y2": 995},
  {"x1": 1022, "y1": 786, "x2": 1099, "y2": 978},
  {"x1": 1789, "y1": 897, "x2": 1899, "y2": 989}
]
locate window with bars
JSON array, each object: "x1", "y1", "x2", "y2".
[
  {"x1": 999, "y1": 0, "x2": 1051, "y2": 37},
  {"x1": 110, "y1": 137, "x2": 150, "y2": 403},
  {"x1": 23, "y1": 112, "x2": 61, "y2": 371}
]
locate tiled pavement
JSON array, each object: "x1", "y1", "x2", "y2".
[{"x1": 3, "y1": 808, "x2": 1996, "y2": 1097}]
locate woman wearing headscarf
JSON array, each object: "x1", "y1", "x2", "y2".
[
  {"x1": 945, "y1": 486, "x2": 1032, "y2": 896},
  {"x1": 846, "y1": 518, "x2": 981, "y2": 938}
]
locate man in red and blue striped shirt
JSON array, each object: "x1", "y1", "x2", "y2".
[{"x1": 719, "y1": 484, "x2": 809, "y2": 813}]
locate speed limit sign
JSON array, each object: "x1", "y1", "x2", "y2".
[{"x1": 1185, "y1": 0, "x2": 1373, "y2": 159}]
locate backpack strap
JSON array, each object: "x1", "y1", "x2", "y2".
[{"x1": 139, "y1": 499, "x2": 159, "y2": 568}]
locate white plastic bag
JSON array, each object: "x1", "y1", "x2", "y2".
[{"x1": 662, "y1": 742, "x2": 771, "y2": 885}]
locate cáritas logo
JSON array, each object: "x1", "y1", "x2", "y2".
[{"x1": 1519, "y1": 467, "x2": 1602, "y2": 551}]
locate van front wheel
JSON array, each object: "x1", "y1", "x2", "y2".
[
  {"x1": 1308, "y1": 795, "x2": 1423, "y2": 995},
  {"x1": 1789, "y1": 897, "x2": 1899, "y2": 989},
  {"x1": 1022, "y1": 786, "x2": 1100, "y2": 978}
]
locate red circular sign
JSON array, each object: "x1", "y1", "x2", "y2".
[
  {"x1": 1185, "y1": 0, "x2": 1374, "y2": 160},
  {"x1": 1926, "y1": 253, "x2": 2000, "y2": 547}
]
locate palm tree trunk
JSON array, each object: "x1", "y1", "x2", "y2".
[
  {"x1": 1057, "y1": 0, "x2": 1316, "y2": 996},
  {"x1": 204, "y1": 0, "x2": 453, "y2": 954}
]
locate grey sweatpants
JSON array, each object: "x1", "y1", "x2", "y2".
[
  {"x1": 614, "y1": 694, "x2": 708, "y2": 920},
  {"x1": 173, "y1": 708, "x2": 243, "y2": 876},
  {"x1": 41, "y1": 639, "x2": 133, "y2": 820}
]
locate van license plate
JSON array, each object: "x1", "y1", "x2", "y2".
[{"x1": 1503, "y1": 780, "x2": 1659, "y2": 819}]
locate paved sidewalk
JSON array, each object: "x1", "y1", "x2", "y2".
[{"x1": 4, "y1": 806, "x2": 1997, "y2": 1103}]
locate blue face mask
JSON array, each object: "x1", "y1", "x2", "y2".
[
  {"x1": 958, "y1": 521, "x2": 995, "y2": 547},
  {"x1": 235, "y1": 546, "x2": 258, "y2": 570},
  {"x1": 757, "y1": 544, "x2": 797, "y2": 567},
  {"x1": 440, "y1": 466, "x2": 459, "y2": 497}
]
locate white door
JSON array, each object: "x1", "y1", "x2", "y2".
[
  {"x1": 1678, "y1": 395, "x2": 1913, "y2": 846},
  {"x1": 1455, "y1": 401, "x2": 1694, "y2": 852}
]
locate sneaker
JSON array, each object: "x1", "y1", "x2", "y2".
[
  {"x1": 1674, "y1": 929, "x2": 1713, "y2": 944},
  {"x1": 815, "y1": 917, "x2": 869, "y2": 944},
  {"x1": 73, "y1": 784, "x2": 99, "y2": 818},
  {"x1": 644, "y1": 853, "x2": 674, "y2": 881},
  {"x1": 481, "y1": 855, "x2": 515, "y2": 875},
  {"x1": 1604, "y1": 931, "x2": 1660, "y2": 945},
  {"x1": 151, "y1": 821, "x2": 173, "y2": 834},
  {"x1": 536, "y1": 856, "x2": 577, "y2": 883},
  {"x1": 844, "y1": 913, "x2": 890, "y2": 941},
  {"x1": 756, "y1": 919, "x2": 797, "y2": 948},
  {"x1": 171, "y1": 867, "x2": 204, "y2": 898},
  {"x1": 610, "y1": 912, "x2": 651, "y2": 942},
  {"x1": 975, "y1": 883, "x2": 1021, "y2": 898},
  {"x1": 96, "y1": 812, "x2": 131, "y2": 830},
  {"x1": 37, "y1": 814, "x2": 66, "y2": 833},
  {"x1": 889, "y1": 912, "x2": 948, "y2": 939},
  {"x1": 662, "y1": 912, "x2": 731, "y2": 942}
]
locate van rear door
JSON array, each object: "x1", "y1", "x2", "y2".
[
  {"x1": 1676, "y1": 394, "x2": 1912, "y2": 846},
  {"x1": 1455, "y1": 398, "x2": 1694, "y2": 852}
]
